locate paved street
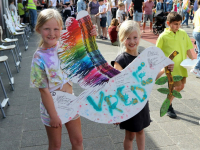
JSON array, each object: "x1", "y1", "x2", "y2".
[{"x1": 0, "y1": 21, "x2": 200, "y2": 150}]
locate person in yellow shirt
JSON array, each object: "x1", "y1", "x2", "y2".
[
  {"x1": 156, "y1": 12, "x2": 194, "y2": 118},
  {"x1": 18, "y1": 0, "x2": 25, "y2": 23},
  {"x1": 27, "y1": 0, "x2": 37, "y2": 31},
  {"x1": 191, "y1": 0, "x2": 200, "y2": 77}
]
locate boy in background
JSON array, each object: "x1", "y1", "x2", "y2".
[
  {"x1": 116, "y1": 3, "x2": 126, "y2": 23},
  {"x1": 156, "y1": 12, "x2": 194, "y2": 118},
  {"x1": 95, "y1": 0, "x2": 107, "y2": 40}
]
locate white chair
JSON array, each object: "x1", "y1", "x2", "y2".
[
  {"x1": 0, "y1": 76, "x2": 10, "y2": 118},
  {"x1": 6, "y1": 9, "x2": 27, "y2": 35},
  {"x1": 3, "y1": 14, "x2": 28, "y2": 51},
  {"x1": 0, "y1": 56, "x2": 14, "y2": 91},
  {"x1": 13, "y1": 7, "x2": 32, "y2": 38},
  {"x1": 0, "y1": 26, "x2": 22, "y2": 61},
  {"x1": 0, "y1": 45, "x2": 20, "y2": 73}
]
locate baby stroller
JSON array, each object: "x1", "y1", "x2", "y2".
[{"x1": 153, "y1": 10, "x2": 167, "y2": 35}]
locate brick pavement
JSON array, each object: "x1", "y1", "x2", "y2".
[{"x1": 0, "y1": 21, "x2": 200, "y2": 150}]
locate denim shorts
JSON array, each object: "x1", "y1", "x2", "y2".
[
  {"x1": 144, "y1": 14, "x2": 153, "y2": 22},
  {"x1": 100, "y1": 17, "x2": 107, "y2": 27},
  {"x1": 133, "y1": 11, "x2": 143, "y2": 22}
]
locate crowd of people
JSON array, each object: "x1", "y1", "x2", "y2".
[
  {"x1": 7, "y1": 0, "x2": 200, "y2": 150},
  {"x1": 10, "y1": 0, "x2": 196, "y2": 41}
]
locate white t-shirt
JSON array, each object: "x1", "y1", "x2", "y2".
[
  {"x1": 111, "y1": 0, "x2": 116, "y2": 8},
  {"x1": 107, "y1": 2, "x2": 111, "y2": 12},
  {"x1": 116, "y1": 9, "x2": 125, "y2": 23},
  {"x1": 125, "y1": 0, "x2": 131, "y2": 12},
  {"x1": 50, "y1": 0, "x2": 57, "y2": 7},
  {"x1": 99, "y1": 4, "x2": 107, "y2": 18}
]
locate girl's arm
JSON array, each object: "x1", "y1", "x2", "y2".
[
  {"x1": 116, "y1": 23, "x2": 121, "y2": 31},
  {"x1": 129, "y1": 9, "x2": 133, "y2": 17},
  {"x1": 114, "y1": 62, "x2": 123, "y2": 71},
  {"x1": 88, "y1": 5, "x2": 91, "y2": 13},
  {"x1": 103, "y1": 7, "x2": 107, "y2": 14},
  {"x1": 106, "y1": 3, "x2": 109, "y2": 12},
  {"x1": 39, "y1": 88, "x2": 62, "y2": 128}
]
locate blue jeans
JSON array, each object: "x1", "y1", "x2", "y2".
[
  {"x1": 163, "y1": 3, "x2": 166, "y2": 12},
  {"x1": 182, "y1": 10, "x2": 189, "y2": 26},
  {"x1": 107, "y1": 11, "x2": 111, "y2": 27},
  {"x1": 133, "y1": 11, "x2": 143, "y2": 22},
  {"x1": 193, "y1": 31, "x2": 200, "y2": 69},
  {"x1": 166, "y1": 4, "x2": 172, "y2": 12},
  {"x1": 29, "y1": 9, "x2": 37, "y2": 28}
]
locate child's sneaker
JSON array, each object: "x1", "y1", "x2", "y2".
[
  {"x1": 167, "y1": 104, "x2": 177, "y2": 118},
  {"x1": 190, "y1": 68, "x2": 200, "y2": 78}
]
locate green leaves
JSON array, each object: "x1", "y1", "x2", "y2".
[
  {"x1": 173, "y1": 76, "x2": 183, "y2": 82},
  {"x1": 157, "y1": 88, "x2": 170, "y2": 94},
  {"x1": 160, "y1": 98, "x2": 170, "y2": 117},
  {"x1": 156, "y1": 76, "x2": 183, "y2": 85},
  {"x1": 172, "y1": 90, "x2": 182, "y2": 98},
  {"x1": 155, "y1": 76, "x2": 168, "y2": 85}
]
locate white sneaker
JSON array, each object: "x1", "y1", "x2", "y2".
[{"x1": 190, "y1": 69, "x2": 200, "y2": 78}]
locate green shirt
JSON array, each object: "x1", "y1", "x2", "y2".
[
  {"x1": 18, "y1": 3, "x2": 25, "y2": 16},
  {"x1": 156, "y1": 28, "x2": 193, "y2": 77}
]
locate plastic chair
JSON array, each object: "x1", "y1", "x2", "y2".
[
  {"x1": 3, "y1": 14, "x2": 28, "y2": 51},
  {"x1": 0, "y1": 76, "x2": 10, "y2": 118},
  {"x1": 0, "y1": 26, "x2": 22, "y2": 61},
  {"x1": 13, "y1": 7, "x2": 32, "y2": 38},
  {"x1": 0, "y1": 45, "x2": 20, "y2": 73},
  {"x1": 6, "y1": 8, "x2": 29, "y2": 39},
  {"x1": 0, "y1": 56, "x2": 14, "y2": 91}
]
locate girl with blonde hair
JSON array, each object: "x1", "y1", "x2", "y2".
[
  {"x1": 111, "y1": 20, "x2": 149, "y2": 150},
  {"x1": 111, "y1": 20, "x2": 174, "y2": 150},
  {"x1": 30, "y1": 9, "x2": 97, "y2": 150}
]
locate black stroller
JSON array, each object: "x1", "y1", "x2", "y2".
[{"x1": 153, "y1": 10, "x2": 167, "y2": 35}]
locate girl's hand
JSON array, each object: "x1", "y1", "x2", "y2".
[
  {"x1": 167, "y1": 64, "x2": 174, "y2": 72},
  {"x1": 90, "y1": 25, "x2": 97, "y2": 37},
  {"x1": 49, "y1": 115, "x2": 62, "y2": 128}
]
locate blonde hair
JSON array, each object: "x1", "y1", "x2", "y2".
[
  {"x1": 35, "y1": 9, "x2": 63, "y2": 47},
  {"x1": 118, "y1": 2, "x2": 125, "y2": 7},
  {"x1": 109, "y1": 18, "x2": 118, "y2": 28},
  {"x1": 118, "y1": 20, "x2": 141, "y2": 53}
]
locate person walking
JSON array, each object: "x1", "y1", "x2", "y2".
[
  {"x1": 88, "y1": 0, "x2": 102, "y2": 38},
  {"x1": 191, "y1": 0, "x2": 200, "y2": 77},
  {"x1": 27, "y1": 0, "x2": 37, "y2": 31},
  {"x1": 111, "y1": 0, "x2": 117, "y2": 18},
  {"x1": 181, "y1": 0, "x2": 191, "y2": 27},
  {"x1": 106, "y1": 0, "x2": 112, "y2": 27},
  {"x1": 132, "y1": 0, "x2": 144, "y2": 26},
  {"x1": 143, "y1": 0, "x2": 154, "y2": 32}
]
